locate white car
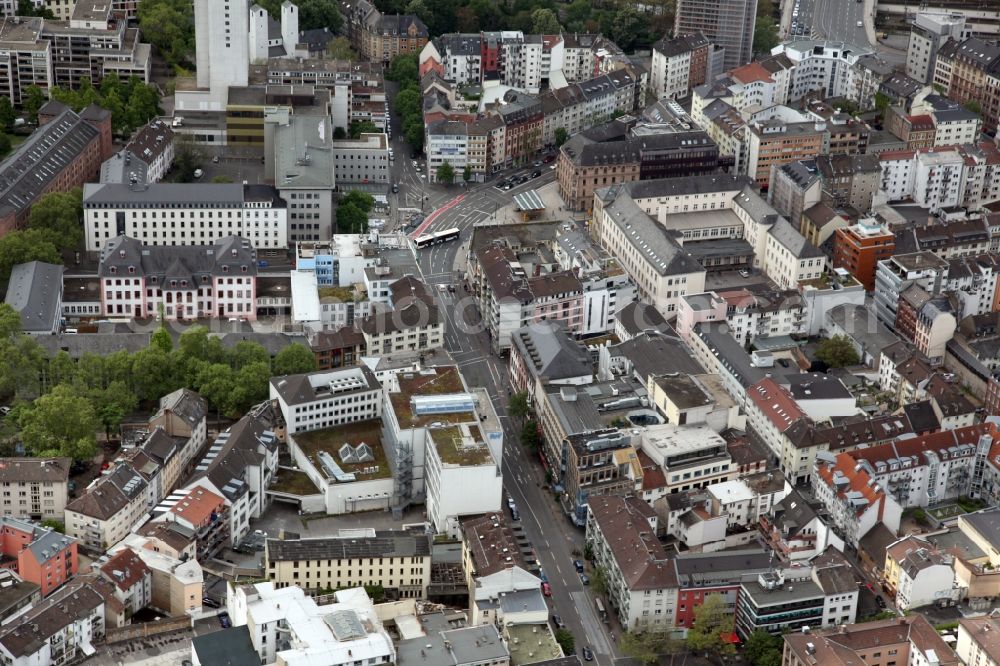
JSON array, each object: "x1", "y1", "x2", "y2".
[
  {"x1": 857, "y1": 20, "x2": 863, "y2": 27},
  {"x1": 193, "y1": 168, "x2": 203, "y2": 179}
]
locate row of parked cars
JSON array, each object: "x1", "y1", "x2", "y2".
[{"x1": 495, "y1": 170, "x2": 543, "y2": 191}]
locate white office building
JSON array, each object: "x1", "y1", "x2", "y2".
[
  {"x1": 83, "y1": 183, "x2": 288, "y2": 252},
  {"x1": 270, "y1": 367, "x2": 383, "y2": 435}
]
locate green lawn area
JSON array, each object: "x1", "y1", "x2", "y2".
[
  {"x1": 432, "y1": 425, "x2": 492, "y2": 466},
  {"x1": 270, "y1": 470, "x2": 320, "y2": 496},
  {"x1": 390, "y1": 366, "x2": 470, "y2": 428},
  {"x1": 292, "y1": 420, "x2": 392, "y2": 480}
]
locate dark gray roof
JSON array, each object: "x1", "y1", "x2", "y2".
[
  {"x1": 902, "y1": 400, "x2": 940, "y2": 433},
  {"x1": 0, "y1": 105, "x2": 101, "y2": 221},
  {"x1": 266, "y1": 531, "x2": 432, "y2": 561},
  {"x1": 84, "y1": 182, "x2": 284, "y2": 208},
  {"x1": 961, "y1": 509, "x2": 1000, "y2": 549},
  {"x1": 674, "y1": 548, "x2": 772, "y2": 585},
  {"x1": 156, "y1": 388, "x2": 208, "y2": 427},
  {"x1": 196, "y1": 404, "x2": 280, "y2": 501},
  {"x1": 608, "y1": 331, "x2": 704, "y2": 382},
  {"x1": 782, "y1": 373, "x2": 853, "y2": 401},
  {"x1": 616, "y1": 301, "x2": 673, "y2": 338},
  {"x1": 270, "y1": 366, "x2": 381, "y2": 406},
  {"x1": 693, "y1": 322, "x2": 767, "y2": 388},
  {"x1": 191, "y1": 626, "x2": 260, "y2": 666},
  {"x1": 98, "y1": 235, "x2": 258, "y2": 283},
  {"x1": 601, "y1": 192, "x2": 702, "y2": 277},
  {"x1": 511, "y1": 322, "x2": 592, "y2": 382},
  {"x1": 768, "y1": 218, "x2": 824, "y2": 258},
  {"x1": 0, "y1": 579, "x2": 103, "y2": 658},
  {"x1": 4, "y1": 261, "x2": 63, "y2": 333},
  {"x1": 770, "y1": 489, "x2": 820, "y2": 538},
  {"x1": 440, "y1": 33, "x2": 481, "y2": 56},
  {"x1": 600, "y1": 174, "x2": 749, "y2": 203},
  {"x1": 36, "y1": 332, "x2": 151, "y2": 358},
  {"x1": 826, "y1": 304, "x2": 900, "y2": 356},
  {"x1": 653, "y1": 32, "x2": 709, "y2": 58}
]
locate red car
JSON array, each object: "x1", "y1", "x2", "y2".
[
  {"x1": 541, "y1": 582, "x2": 552, "y2": 597},
  {"x1": 543, "y1": 154, "x2": 556, "y2": 163}
]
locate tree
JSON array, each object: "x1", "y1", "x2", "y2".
[
  {"x1": 0, "y1": 335, "x2": 46, "y2": 400},
  {"x1": 349, "y1": 120, "x2": 379, "y2": 139},
  {"x1": 814, "y1": 334, "x2": 860, "y2": 368},
  {"x1": 463, "y1": 165, "x2": 472, "y2": 183},
  {"x1": 874, "y1": 92, "x2": 891, "y2": 118},
  {"x1": 230, "y1": 361, "x2": 271, "y2": 414},
  {"x1": 590, "y1": 565, "x2": 608, "y2": 596},
  {"x1": 130, "y1": 347, "x2": 179, "y2": 402},
  {"x1": 965, "y1": 99, "x2": 983, "y2": 115},
  {"x1": 744, "y1": 629, "x2": 782, "y2": 666},
  {"x1": 297, "y1": 0, "x2": 344, "y2": 33},
  {"x1": 509, "y1": 391, "x2": 530, "y2": 422},
  {"x1": 230, "y1": 340, "x2": 270, "y2": 370},
  {"x1": 0, "y1": 133, "x2": 11, "y2": 159},
  {"x1": 327, "y1": 36, "x2": 357, "y2": 60},
  {"x1": 554, "y1": 127, "x2": 569, "y2": 147},
  {"x1": 554, "y1": 629, "x2": 575, "y2": 654},
  {"x1": 274, "y1": 343, "x2": 318, "y2": 376},
  {"x1": 566, "y1": 0, "x2": 592, "y2": 31},
  {"x1": 621, "y1": 631, "x2": 669, "y2": 665},
  {"x1": 758, "y1": 651, "x2": 783, "y2": 666},
  {"x1": 150, "y1": 327, "x2": 173, "y2": 354},
  {"x1": 41, "y1": 519, "x2": 64, "y2": 533},
  {"x1": 19, "y1": 384, "x2": 99, "y2": 459},
  {"x1": 137, "y1": 0, "x2": 196, "y2": 70},
  {"x1": 0, "y1": 229, "x2": 61, "y2": 285},
  {"x1": 94, "y1": 380, "x2": 138, "y2": 440},
  {"x1": 0, "y1": 303, "x2": 21, "y2": 340},
  {"x1": 22, "y1": 86, "x2": 46, "y2": 125},
  {"x1": 17, "y1": 0, "x2": 54, "y2": 17},
  {"x1": 333, "y1": 126, "x2": 347, "y2": 139},
  {"x1": 340, "y1": 190, "x2": 375, "y2": 213},
  {"x1": 437, "y1": 161, "x2": 455, "y2": 184},
  {"x1": 195, "y1": 363, "x2": 237, "y2": 417},
  {"x1": 0, "y1": 97, "x2": 15, "y2": 131},
  {"x1": 686, "y1": 594, "x2": 736, "y2": 660},
  {"x1": 172, "y1": 136, "x2": 204, "y2": 183},
  {"x1": 387, "y1": 54, "x2": 418, "y2": 83},
  {"x1": 531, "y1": 8, "x2": 562, "y2": 34},
  {"x1": 753, "y1": 15, "x2": 780, "y2": 55},
  {"x1": 337, "y1": 202, "x2": 368, "y2": 234},
  {"x1": 27, "y1": 188, "x2": 83, "y2": 250},
  {"x1": 611, "y1": 6, "x2": 645, "y2": 52},
  {"x1": 520, "y1": 419, "x2": 539, "y2": 451}
]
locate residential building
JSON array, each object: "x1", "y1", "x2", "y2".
[
  {"x1": 649, "y1": 33, "x2": 711, "y2": 100},
  {"x1": 646, "y1": 373, "x2": 738, "y2": 432},
  {"x1": 358, "y1": 276, "x2": 444, "y2": 356},
  {"x1": 744, "y1": 378, "x2": 810, "y2": 482},
  {"x1": 815, "y1": 153, "x2": 881, "y2": 213},
  {"x1": 745, "y1": 120, "x2": 827, "y2": 189},
  {"x1": 825, "y1": 304, "x2": 901, "y2": 368},
  {"x1": 958, "y1": 615, "x2": 1000, "y2": 666},
  {"x1": 269, "y1": 366, "x2": 382, "y2": 435},
  {"x1": 812, "y1": 452, "x2": 904, "y2": 547},
  {"x1": 398, "y1": 615, "x2": 511, "y2": 666},
  {"x1": 586, "y1": 496, "x2": 678, "y2": 633},
  {"x1": 227, "y1": 583, "x2": 395, "y2": 666},
  {"x1": 0, "y1": 576, "x2": 107, "y2": 666},
  {"x1": 509, "y1": 322, "x2": 592, "y2": 408},
  {"x1": 562, "y1": 429, "x2": 641, "y2": 526},
  {"x1": 639, "y1": 424, "x2": 736, "y2": 495},
  {"x1": 772, "y1": 40, "x2": 873, "y2": 103},
  {"x1": 4, "y1": 262, "x2": 63, "y2": 336},
  {"x1": 832, "y1": 220, "x2": 896, "y2": 290},
  {"x1": 98, "y1": 547, "x2": 152, "y2": 618},
  {"x1": 874, "y1": 251, "x2": 949, "y2": 327},
  {"x1": 97, "y1": 235, "x2": 258, "y2": 321},
  {"x1": 153, "y1": 486, "x2": 229, "y2": 561},
  {"x1": 99, "y1": 119, "x2": 175, "y2": 186},
  {"x1": 735, "y1": 563, "x2": 858, "y2": 638},
  {"x1": 673, "y1": 549, "x2": 772, "y2": 631},
  {"x1": 0, "y1": 570, "x2": 39, "y2": 625},
  {"x1": 759, "y1": 489, "x2": 845, "y2": 561},
  {"x1": 0, "y1": 101, "x2": 112, "y2": 235},
  {"x1": 331, "y1": 133, "x2": 390, "y2": 184},
  {"x1": 111, "y1": 532, "x2": 204, "y2": 616},
  {"x1": 0, "y1": 517, "x2": 77, "y2": 597},
  {"x1": 906, "y1": 13, "x2": 969, "y2": 84},
  {"x1": 769, "y1": 160, "x2": 821, "y2": 228},
  {"x1": 83, "y1": 183, "x2": 288, "y2": 252},
  {"x1": 265, "y1": 531, "x2": 432, "y2": 598},
  {"x1": 884, "y1": 535, "x2": 959, "y2": 610},
  {"x1": 674, "y1": 0, "x2": 757, "y2": 72},
  {"x1": 0, "y1": 457, "x2": 69, "y2": 521},
  {"x1": 799, "y1": 204, "x2": 848, "y2": 248},
  {"x1": 64, "y1": 461, "x2": 149, "y2": 553},
  {"x1": 346, "y1": 0, "x2": 428, "y2": 64},
  {"x1": 783, "y1": 614, "x2": 961, "y2": 666}
]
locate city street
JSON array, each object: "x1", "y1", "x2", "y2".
[
  {"x1": 810, "y1": 0, "x2": 872, "y2": 45},
  {"x1": 403, "y1": 162, "x2": 616, "y2": 663}
]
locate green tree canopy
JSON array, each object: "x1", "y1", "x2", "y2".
[
  {"x1": 463, "y1": 165, "x2": 472, "y2": 183},
  {"x1": 274, "y1": 343, "x2": 318, "y2": 376},
  {"x1": 387, "y1": 54, "x2": 419, "y2": 83},
  {"x1": 437, "y1": 161, "x2": 455, "y2": 184},
  {"x1": 22, "y1": 86, "x2": 46, "y2": 124},
  {"x1": 327, "y1": 36, "x2": 358, "y2": 60},
  {"x1": 611, "y1": 7, "x2": 645, "y2": 52},
  {"x1": 530, "y1": 8, "x2": 562, "y2": 34},
  {"x1": 555, "y1": 127, "x2": 569, "y2": 147},
  {"x1": 341, "y1": 190, "x2": 375, "y2": 213},
  {"x1": 554, "y1": 629, "x2": 575, "y2": 654},
  {"x1": 137, "y1": 0, "x2": 195, "y2": 70},
  {"x1": 0, "y1": 229, "x2": 62, "y2": 285},
  {"x1": 686, "y1": 595, "x2": 736, "y2": 660},
  {"x1": 620, "y1": 631, "x2": 675, "y2": 665},
  {"x1": 0, "y1": 303, "x2": 22, "y2": 340},
  {"x1": 297, "y1": 0, "x2": 344, "y2": 32},
  {"x1": 814, "y1": 334, "x2": 860, "y2": 368},
  {"x1": 350, "y1": 120, "x2": 379, "y2": 139},
  {"x1": 745, "y1": 629, "x2": 782, "y2": 666},
  {"x1": 0, "y1": 97, "x2": 15, "y2": 131},
  {"x1": 27, "y1": 188, "x2": 83, "y2": 250},
  {"x1": 337, "y1": 203, "x2": 368, "y2": 234},
  {"x1": 19, "y1": 384, "x2": 99, "y2": 459},
  {"x1": 753, "y1": 16, "x2": 780, "y2": 55}
]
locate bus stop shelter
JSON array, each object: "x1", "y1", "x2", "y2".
[{"x1": 513, "y1": 190, "x2": 546, "y2": 220}]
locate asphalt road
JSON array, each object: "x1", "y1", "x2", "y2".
[{"x1": 811, "y1": 0, "x2": 871, "y2": 45}]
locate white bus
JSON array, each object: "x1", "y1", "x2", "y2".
[{"x1": 414, "y1": 227, "x2": 460, "y2": 249}]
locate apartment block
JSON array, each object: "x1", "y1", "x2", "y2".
[
  {"x1": 266, "y1": 531, "x2": 432, "y2": 598},
  {"x1": 346, "y1": 0, "x2": 428, "y2": 64},
  {"x1": 0, "y1": 458, "x2": 70, "y2": 520},
  {"x1": 270, "y1": 366, "x2": 382, "y2": 435},
  {"x1": 832, "y1": 221, "x2": 896, "y2": 291},
  {"x1": 784, "y1": 615, "x2": 960, "y2": 666},
  {"x1": 813, "y1": 452, "x2": 904, "y2": 547},
  {"x1": 649, "y1": 32, "x2": 711, "y2": 100}
]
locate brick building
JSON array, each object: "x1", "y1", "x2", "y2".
[
  {"x1": 833, "y1": 221, "x2": 896, "y2": 291},
  {"x1": 347, "y1": 0, "x2": 428, "y2": 63}
]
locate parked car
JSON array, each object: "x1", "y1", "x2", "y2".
[
  {"x1": 193, "y1": 168, "x2": 203, "y2": 179},
  {"x1": 511, "y1": 508, "x2": 521, "y2": 521},
  {"x1": 738, "y1": 268, "x2": 751, "y2": 278},
  {"x1": 551, "y1": 614, "x2": 565, "y2": 629},
  {"x1": 202, "y1": 597, "x2": 220, "y2": 609},
  {"x1": 212, "y1": 155, "x2": 220, "y2": 163},
  {"x1": 533, "y1": 161, "x2": 542, "y2": 167},
  {"x1": 573, "y1": 559, "x2": 585, "y2": 573},
  {"x1": 580, "y1": 573, "x2": 590, "y2": 585},
  {"x1": 582, "y1": 647, "x2": 594, "y2": 661},
  {"x1": 543, "y1": 154, "x2": 556, "y2": 163},
  {"x1": 541, "y1": 582, "x2": 552, "y2": 597},
  {"x1": 876, "y1": 596, "x2": 886, "y2": 609},
  {"x1": 539, "y1": 569, "x2": 548, "y2": 583},
  {"x1": 218, "y1": 612, "x2": 232, "y2": 628},
  {"x1": 0, "y1": 406, "x2": 10, "y2": 417},
  {"x1": 531, "y1": 170, "x2": 541, "y2": 178}
]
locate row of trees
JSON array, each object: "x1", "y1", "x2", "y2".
[
  {"x1": 620, "y1": 596, "x2": 736, "y2": 664},
  {"x1": 0, "y1": 188, "x2": 83, "y2": 285},
  {"x1": 376, "y1": 0, "x2": 663, "y2": 52},
  {"x1": 0, "y1": 310, "x2": 318, "y2": 460},
  {"x1": 387, "y1": 55, "x2": 424, "y2": 153},
  {"x1": 753, "y1": 0, "x2": 781, "y2": 56},
  {"x1": 336, "y1": 190, "x2": 375, "y2": 234},
  {"x1": 46, "y1": 75, "x2": 161, "y2": 137}
]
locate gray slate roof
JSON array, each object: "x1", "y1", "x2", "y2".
[
  {"x1": 98, "y1": 235, "x2": 258, "y2": 283},
  {"x1": 4, "y1": 261, "x2": 63, "y2": 332},
  {"x1": 266, "y1": 531, "x2": 432, "y2": 561}
]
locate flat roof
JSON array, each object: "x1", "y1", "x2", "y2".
[
  {"x1": 292, "y1": 420, "x2": 392, "y2": 481},
  {"x1": 390, "y1": 366, "x2": 468, "y2": 428}
]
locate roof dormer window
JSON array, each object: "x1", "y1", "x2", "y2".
[{"x1": 222, "y1": 265, "x2": 229, "y2": 273}]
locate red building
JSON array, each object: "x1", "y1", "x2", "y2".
[
  {"x1": 673, "y1": 550, "x2": 773, "y2": 630},
  {"x1": 832, "y1": 221, "x2": 895, "y2": 291},
  {"x1": 0, "y1": 101, "x2": 112, "y2": 236},
  {"x1": 0, "y1": 517, "x2": 78, "y2": 597}
]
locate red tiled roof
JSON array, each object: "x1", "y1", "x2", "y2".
[
  {"x1": 851, "y1": 423, "x2": 990, "y2": 469},
  {"x1": 100, "y1": 547, "x2": 150, "y2": 592},
  {"x1": 169, "y1": 486, "x2": 224, "y2": 526},
  {"x1": 637, "y1": 450, "x2": 666, "y2": 491},
  {"x1": 589, "y1": 496, "x2": 676, "y2": 591},
  {"x1": 747, "y1": 378, "x2": 808, "y2": 433},
  {"x1": 815, "y1": 452, "x2": 885, "y2": 517},
  {"x1": 730, "y1": 62, "x2": 773, "y2": 84}
]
